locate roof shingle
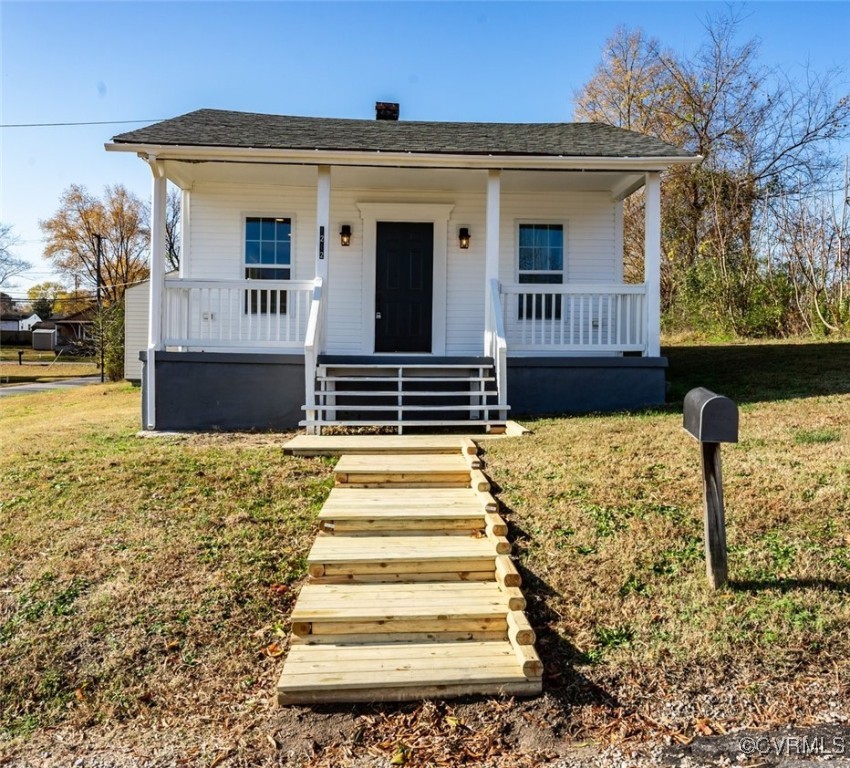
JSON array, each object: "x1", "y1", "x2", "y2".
[{"x1": 112, "y1": 109, "x2": 694, "y2": 159}]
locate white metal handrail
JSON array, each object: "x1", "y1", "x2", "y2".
[
  {"x1": 500, "y1": 282, "x2": 647, "y2": 353},
  {"x1": 488, "y1": 279, "x2": 509, "y2": 417},
  {"x1": 303, "y1": 277, "x2": 324, "y2": 434},
  {"x1": 163, "y1": 278, "x2": 315, "y2": 349}
]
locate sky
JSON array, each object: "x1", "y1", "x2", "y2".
[{"x1": 1, "y1": 1, "x2": 849, "y2": 297}]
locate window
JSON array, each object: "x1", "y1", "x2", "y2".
[
  {"x1": 244, "y1": 216, "x2": 291, "y2": 313},
  {"x1": 518, "y1": 223, "x2": 564, "y2": 320}
]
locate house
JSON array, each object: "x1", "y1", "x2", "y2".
[
  {"x1": 0, "y1": 314, "x2": 22, "y2": 332},
  {"x1": 34, "y1": 309, "x2": 95, "y2": 345},
  {"x1": 124, "y1": 280, "x2": 149, "y2": 382},
  {"x1": 107, "y1": 105, "x2": 699, "y2": 433},
  {"x1": 0, "y1": 312, "x2": 41, "y2": 331},
  {"x1": 124, "y1": 273, "x2": 177, "y2": 381}
]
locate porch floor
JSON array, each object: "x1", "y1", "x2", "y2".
[{"x1": 276, "y1": 438, "x2": 542, "y2": 704}]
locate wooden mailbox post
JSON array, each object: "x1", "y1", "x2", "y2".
[{"x1": 683, "y1": 388, "x2": 739, "y2": 590}]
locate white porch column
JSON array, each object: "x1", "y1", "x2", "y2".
[
  {"x1": 484, "y1": 169, "x2": 501, "y2": 354},
  {"x1": 643, "y1": 171, "x2": 661, "y2": 357},
  {"x1": 145, "y1": 160, "x2": 167, "y2": 429},
  {"x1": 178, "y1": 188, "x2": 190, "y2": 278},
  {"x1": 315, "y1": 166, "x2": 331, "y2": 282}
]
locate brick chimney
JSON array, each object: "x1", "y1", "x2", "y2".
[{"x1": 375, "y1": 102, "x2": 399, "y2": 121}]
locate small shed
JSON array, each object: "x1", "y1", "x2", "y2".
[{"x1": 32, "y1": 328, "x2": 58, "y2": 350}]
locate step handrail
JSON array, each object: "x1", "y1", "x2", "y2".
[
  {"x1": 303, "y1": 277, "x2": 324, "y2": 432},
  {"x1": 488, "y1": 279, "x2": 508, "y2": 416}
]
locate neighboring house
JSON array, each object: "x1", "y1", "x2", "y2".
[
  {"x1": 34, "y1": 309, "x2": 95, "y2": 345},
  {"x1": 0, "y1": 314, "x2": 22, "y2": 331},
  {"x1": 0, "y1": 312, "x2": 41, "y2": 331},
  {"x1": 19, "y1": 313, "x2": 41, "y2": 331},
  {"x1": 125, "y1": 273, "x2": 177, "y2": 381},
  {"x1": 124, "y1": 280, "x2": 149, "y2": 382},
  {"x1": 107, "y1": 105, "x2": 699, "y2": 433}
]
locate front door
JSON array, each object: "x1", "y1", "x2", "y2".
[{"x1": 375, "y1": 221, "x2": 434, "y2": 353}]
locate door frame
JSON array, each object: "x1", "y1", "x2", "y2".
[{"x1": 356, "y1": 202, "x2": 453, "y2": 355}]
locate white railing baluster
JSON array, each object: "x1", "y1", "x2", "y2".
[
  {"x1": 498, "y1": 283, "x2": 648, "y2": 354},
  {"x1": 163, "y1": 278, "x2": 314, "y2": 349}
]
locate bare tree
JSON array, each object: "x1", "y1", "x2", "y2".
[
  {"x1": 165, "y1": 187, "x2": 181, "y2": 272},
  {"x1": 0, "y1": 223, "x2": 31, "y2": 288},
  {"x1": 777, "y1": 163, "x2": 850, "y2": 333},
  {"x1": 573, "y1": 11, "x2": 850, "y2": 334}
]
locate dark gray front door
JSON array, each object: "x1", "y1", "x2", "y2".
[{"x1": 375, "y1": 222, "x2": 434, "y2": 353}]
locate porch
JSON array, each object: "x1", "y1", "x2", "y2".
[
  {"x1": 139, "y1": 161, "x2": 666, "y2": 433},
  {"x1": 142, "y1": 275, "x2": 661, "y2": 433}
]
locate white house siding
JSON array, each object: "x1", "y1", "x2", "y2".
[
  {"x1": 187, "y1": 183, "x2": 316, "y2": 281},
  {"x1": 124, "y1": 280, "x2": 149, "y2": 380},
  {"x1": 499, "y1": 190, "x2": 616, "y2": 284},
  {"x1": 183, "y1": 182, "x2": 617, "y2": 356}
]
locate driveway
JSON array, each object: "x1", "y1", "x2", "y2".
[{"x1": 0, "y1": 376, "x2": 102, "y2": 397}]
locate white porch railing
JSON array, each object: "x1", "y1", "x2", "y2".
[
  {"x1": 163, "y1": 278, "x2": 315, "y2": 349},
  {"x1": 487, "y1": 279, "x2": 508, "y2": 417},
  {"x1": 303, "y1": 277, "x2": 324, "y2": 434},
  {"x1": 499, "y1": 283, "x2": 647, "y2": 353}
]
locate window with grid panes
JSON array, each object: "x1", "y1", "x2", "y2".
[
  {"x1": 244, "y1": 216, "x2": 291, "y2": 313},
  {"x1": 518, "y1": 223, "x2": 564, "y2": 320}
]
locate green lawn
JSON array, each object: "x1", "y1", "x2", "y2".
[{"x1": 1, "y1": 340, "x2": 848, "y2": 766}]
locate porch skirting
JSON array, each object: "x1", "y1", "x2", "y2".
[
  {"x1": 506, "y1": 356, "x2": 667, "y2": 415},
  {"x1": 140, "y1": 351, "x2": 305, "y2": 431},
  {"x1": 139, "y1": 352, "x2": 667, "y2": 432}
]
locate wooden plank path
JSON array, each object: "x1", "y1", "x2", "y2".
[{"x1": 277, "y1": 437, "x2": 543, "y2": 704}]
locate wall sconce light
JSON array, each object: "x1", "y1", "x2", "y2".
[
  {"x1": 340, "y1": 224, "x2": 352, "y2": 247},
  {"x1": 458, "y1": 227, "x2": 471, "y2": 249}
]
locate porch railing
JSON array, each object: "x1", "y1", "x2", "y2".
[
  {"x1": 163, "y1": 278, "x2": 315, "y2": 349},
  {"x1": 499, "y1": 283, "x2": 647, "y2": 353}
]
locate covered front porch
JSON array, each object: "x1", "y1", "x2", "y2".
[{"x1": 141, "y1": 160, "x2": 665, "y2": 433}]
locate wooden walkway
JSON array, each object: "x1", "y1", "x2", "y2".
[{"x1": 277, "y1": 437, "x2": 543, "y2": 704}]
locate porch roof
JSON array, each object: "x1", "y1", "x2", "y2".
[{"x1": 110, "y1": 108, "x2": 696, "y2": 161}]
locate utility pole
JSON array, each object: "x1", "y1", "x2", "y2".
[{"x1": 95, "y1": 233, "x2": 104, "y2": 383}]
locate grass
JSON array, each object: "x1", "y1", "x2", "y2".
[
  {"x1": 0, "y1": 347, "x2": 98, "y2": 385},
  {"x1": 1, "y1": 340, "x2": 848, "y2": 765},
  {"x1": 0, "y1": 385, "x2": 334, "y2": 757},
  {"x1": 481, "y1": 338, "x2": 850, "y2": 738}
]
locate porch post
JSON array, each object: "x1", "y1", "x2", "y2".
[
  {"x1": 179, "y1": 188, "x2": 190, "y2": 278},
  {"x1": 315, "y1": 166, "x2": 331, "y2": 283},
  {"x1": 484, "y1": 169, "x2": 501, "y2": 355},
  {"x1": 145, "y1": 160, "x2": 167, "y2": 430},
  {"x1": 643, "y1": 171, "x2": 661, "y2": 357}
]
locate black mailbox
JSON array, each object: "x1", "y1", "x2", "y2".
[{"x1": 683, "y1": 388, "x2": 738, "y2": 443}]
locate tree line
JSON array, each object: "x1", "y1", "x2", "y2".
[{"x1": 574, "y1": 11, "x2": 850, "y2": 337}]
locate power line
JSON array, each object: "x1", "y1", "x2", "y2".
[{"x1": 0, "y1": 118, "x2": 164, "y2": 129}]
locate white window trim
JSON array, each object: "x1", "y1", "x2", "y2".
[
  {"x1": 356, "y1": 202, "x2": 454, "y2": 355},
  {"x1": 513, "y1": 219, "x2": 570, "y2": 284},
  {"x1": 240, "y1": 212, "x2": 298, "y2": 281}
]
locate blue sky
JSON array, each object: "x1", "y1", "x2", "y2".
[{"x1": 2, "y1": 1, "x2": 848, "y2": 295}]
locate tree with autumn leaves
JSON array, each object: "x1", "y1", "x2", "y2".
[
  {"x1": 38, "y1": 184, "x2": 180, "y2": 380},
  {"x1": 39, "y1": 184, "x2": 180, "y2": 306},
  {"x1": 574, "y1": 12, "x2": 850, "y2": 336}
]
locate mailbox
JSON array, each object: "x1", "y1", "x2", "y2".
[{"x1": 683, "y1": 388, "x2": 738, "y2": 444}]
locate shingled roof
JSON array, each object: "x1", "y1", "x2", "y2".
[{"x1": 112, "y1": 109, "x2": 694, "y2": 159}]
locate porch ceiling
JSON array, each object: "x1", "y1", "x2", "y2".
[{"x1": 164, "y1": 160, "x2": 644, "y2": 198}]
